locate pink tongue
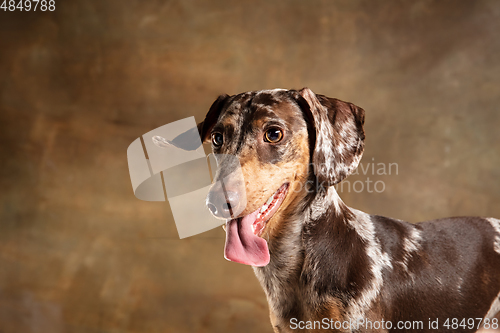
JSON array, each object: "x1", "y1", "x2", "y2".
[{"x1": 224, "y1": 210, "x2": 270, "y2": 267}]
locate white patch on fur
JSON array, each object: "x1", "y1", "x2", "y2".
[
  {"x1": 261, "y1": 88, "x2": 287, "y2": 94},
  {"x1": 484, "y1": 291, "x2": 500, "y2": 320},
  {"x1": 346, "y1": 209, "x2": 393, "y2": 319},
  {"x1": 457, "y1": 277, "x2": 463, "y2": 294},
  {"x1": 317, "y1": 110, "x2": 336, "y2": 177},
  {"x1": 401, "y1": 227, "x2": 422, "y2": 271},
  {"x1": 346, "y1": 142, "x2": 363, "y2": 174},
  {"x1": 486, "y1": 218, "x2": 500, "y2": 255},
  {"x1": 300, "y1": 89, "x2": 337, "y2": 181},
  {"x1": 381, "y1": 252, "x2": 393, "y2": 269},
  {"x1": 308, "y1": 186, "x2": 342, "y2": 220}
]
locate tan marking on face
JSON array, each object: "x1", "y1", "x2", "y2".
[
  {"x1": 253, "y1": 117, "x2": 267, "y2": 129},
  {"x1": 219, "y1": 117, "x2": 234, "y2": 128},
  {"x1": 234, "y1": 129, "x2": 310, "y2": 239},
  {"x1": 236, "y1": 151, "x2": 286, "y2": 216},
  {"x1": 211, "y1": 94, "x2": 312, "y2": 236}
]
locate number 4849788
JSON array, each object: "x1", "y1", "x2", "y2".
[{"x1": 1, "y1": 0, "x2": 55, "y2": 11}]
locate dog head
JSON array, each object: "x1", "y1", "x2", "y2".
[{"x1": 172, "y1": 88, "x2": 365, "y2": 266}]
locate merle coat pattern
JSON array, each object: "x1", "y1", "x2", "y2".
[{"x1": 173, "y1": 88, "x2": 500, "y2": 333}]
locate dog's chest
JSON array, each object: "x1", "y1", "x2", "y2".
[{"x1": 254, "y1": 258, "x2": 347, "y2": 331}]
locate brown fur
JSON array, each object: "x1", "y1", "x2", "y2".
[{"x1": 171, "y1": 88, "x2": 500, "y2": 332}]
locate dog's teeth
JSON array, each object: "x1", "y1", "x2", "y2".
[
  {"x1": 260, "y1": 204, "x2": 268, "y2": 213},
  {"x1": 266, "y1": 195, "x2": 274, "y2": 205}
]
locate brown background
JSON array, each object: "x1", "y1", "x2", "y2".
[{"x1": 1, "y1": 0, "x2": 500, "y2": 332}]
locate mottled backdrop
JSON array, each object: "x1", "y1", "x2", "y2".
[{"x1": 1, "y1": 0, "x2": 499, "y2": 332}]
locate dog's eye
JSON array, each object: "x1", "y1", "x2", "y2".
[
  {"x1": 211, "y1": 132, "x2": 224, "y2": 147},
  {"x1": 264, "y1": 128, "x2": 283, "y2": 143}
]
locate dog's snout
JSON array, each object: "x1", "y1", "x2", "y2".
[{"x1": 206, "y1": 190, "x2": 239, "y2": 219}]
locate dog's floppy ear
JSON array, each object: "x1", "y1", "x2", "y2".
[
  {"x1": 166, "y1": 94, "x2": 229, "y2": 150},
  {"x1": 297, "y1": 87, "x2": 365, "y2": 187},
  {"x1": 197, "y1": 94, "x2": 230, "y2": 144}
]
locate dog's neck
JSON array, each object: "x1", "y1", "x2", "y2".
[{"x1": 253, "y1": 186, "x2": 375, "y2": 322}]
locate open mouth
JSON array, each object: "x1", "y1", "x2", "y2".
[
  {"x1": 252, "y1": 183, "x2": 289, "y2": 236},
  {"x1": 224, "y1": 183, "x2": 289, "y2": 267}
]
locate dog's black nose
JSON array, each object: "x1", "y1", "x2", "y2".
[{"x1": 206, "y1": 190, "x2": 239, "y2": 219}]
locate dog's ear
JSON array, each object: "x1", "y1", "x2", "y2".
[
  {"x1": 197, "y1": 94, "x2": 230, "y2": 144},
  {"x1": 166, "y1": 94, "x2": 229, "y2": 150},
  {"x1": 296, "y1": 87, "x2": 365, "y2": 187}
]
